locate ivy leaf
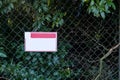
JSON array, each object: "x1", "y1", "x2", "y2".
[
  {"x1": 53, "y1": 55, "x2": 59, "y2": 64},
  {"x1": 59, "y1": 19, "x2": 64, "y2": 26},
  {"x1": 9, "y1": 3, "x2": 14, "y2": 9},
  {"x1": 53, "y1": 72, "x2": 59, "y2": 76},
  {"x1": 111, "y1": 3, "x2": 116, "y2": 10},
  {"x1": 45, "y1": 14, "x2": 51, "y2": 21},
  {"x1": 90, "y1": 0, "x2": 94, "y2": 6},
  {"x1": 0, "y1": 52, "x2": 7, "y2": 58},
  {"x1": 105, "y1": 4, "x2": 110, "y2": 13},
  {"x1": 100, "y1": 12, "x2": 105, "y2": 19},
  {"x1": 43, "y1": 5, "x2": 48, "y2": 12}
]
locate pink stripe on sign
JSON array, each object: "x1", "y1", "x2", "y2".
[{"x1": 31, "y1": 32, "x2": 56, "y2": 38}]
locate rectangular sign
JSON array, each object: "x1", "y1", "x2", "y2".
[{"x1": 25, "y1": 32, "x2": 57, "y2": 52}]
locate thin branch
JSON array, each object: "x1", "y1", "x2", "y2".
[{"x1": 94, "y1": 43, "x2": 120, "y2": 80}]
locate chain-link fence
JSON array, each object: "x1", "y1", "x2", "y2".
[{"x1": 0, "y1": 0, "x2": 119, "y2": 80}]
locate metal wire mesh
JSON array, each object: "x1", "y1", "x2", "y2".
[{"x1": 0, "y1": 0, "x2": 119, "y2": 80}]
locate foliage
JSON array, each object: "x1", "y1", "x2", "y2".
[
  {"x1": 0, "y1": 41, "x2": 80, "y2": 79},
  {"x1": 0, "y1": 0, "x2": 116, "y2": 27},
  {"x1": 0, "y1": 0, "x2": 65, "y2": 28},
  {"x1": 0, "y1": 0, "x2": 117, "y2": 79},
  {"x1": 0, "y1": 34, "x2": 7, "y2": 58},
  {"x1": 83, "y1": 0, "x2": 116, "y2": 19}
]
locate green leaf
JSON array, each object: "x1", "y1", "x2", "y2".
[
  {"x1": 59, "y1": 19, "x2": 64, "y2": 26},
  {"x1": 47, "y1": 0, "x2": 50, "y2": 6},
  {"x1": 0, "y1": 52, "x2": 7, "y2": 58},
  {"x1": 53, "y1": 55, "x2": 59, "y2": 64},
  {"x1": 53, "y1": 72, "x2": 59, "y2": 76},
  {"x1": 26, "y1": 56, "x2": 31, "y2": 60},
  {"x1": 45, "y1": 14, "x2": 51, "y2": 21},
  {"x1": 38, "y1": 8, "x2": 42, "y2": 13},
  {"x1": 42, "y1": 5, "x2": 48, "y2": 12},
  {"x1": 0, "y1": 1, "x2": 2, "y2": 8},
  {"x1": 105, "y1": 4, "x2": 110, "y2": 13},
  {"x1": 32, "y1": 58, "x2": 37, "y2": 62},
  {"x1": 88, "y1": 6, "x2": 92, "y2": 14},
  {"x1": 92, "y1": 6, "x2": 99, "y2": 17},
  {"x1": 100, "y1": 12, "x2": 105, "y2": 19},
  {"x1": 107, "y1": 2, "x2": 116, "y2": 10},
  {"x1": 90, "y1": 0, "x2": 94, "y2": 6},
  {"x1": 9, "y1": 3, "x2": 14, "y2": 9},
  {"x1": 111, "y1": 3, "x2": 116, "y2": 10},
  {"x1": 99, "y1": 0, "x2": 106, "y2": 5}
]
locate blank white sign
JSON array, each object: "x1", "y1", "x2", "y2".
[{"x1": 25, "y1": 32, "x2": 57, "y2": 52}]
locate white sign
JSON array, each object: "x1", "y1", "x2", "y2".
[{"x1": 25, "y1": 32, "x2": 57, "y2": 52}]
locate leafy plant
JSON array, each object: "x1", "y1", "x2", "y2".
[
  {"x1": 0, "y1": 0, "x2": 65, "y2": 28},
  {"x1": 83, "y1": 0, "x2": 116, "y2": 19},
  {"x1": 0, "y1": 41, "x2": 76, "y2": 79}
]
